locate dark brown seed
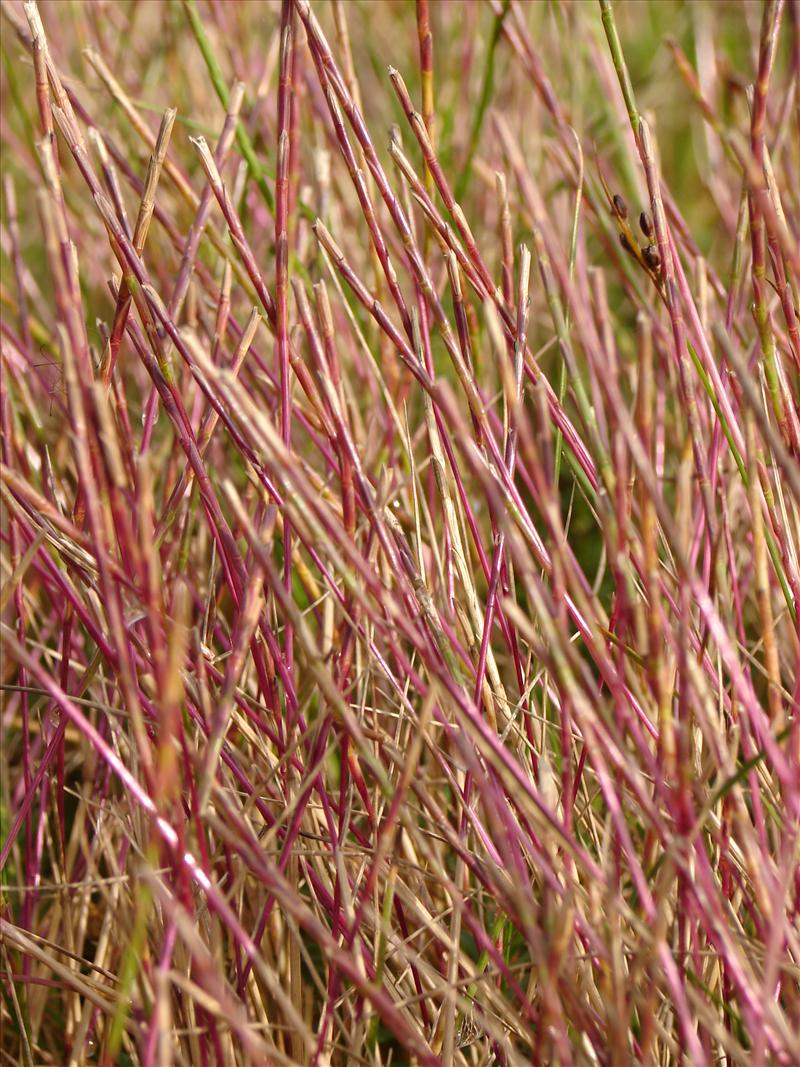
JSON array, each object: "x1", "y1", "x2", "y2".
[
  {"x1": 639, "y1": 211, "x2": 653, "y2": 239},
  {"x1": 612, "y1": 194, "x2": 628, "y2": 219},
  {"x1": 643, "y1": 244, "x2": 661, "y2": 271},
  {"x1": 619, "y1": 233, "x2": 634, "y2": 254}
]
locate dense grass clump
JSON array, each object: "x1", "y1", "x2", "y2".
[{"x1": 1, "y1": 1, "x2": 799, "y2": 1064}]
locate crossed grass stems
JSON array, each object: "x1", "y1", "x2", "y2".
[{"x1": 1, "y1": 0, "x2": 799, "y2": 1065}]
